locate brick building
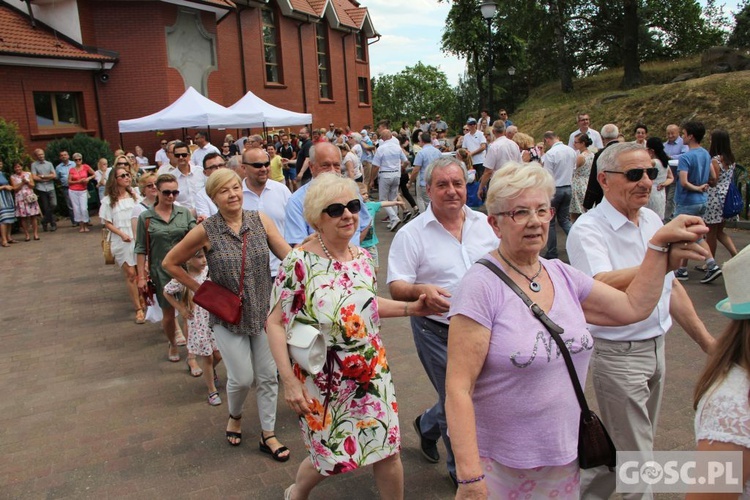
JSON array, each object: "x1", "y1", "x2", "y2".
[{"x1": 0, "y1": 0, "x2": 377, "y2": 156}]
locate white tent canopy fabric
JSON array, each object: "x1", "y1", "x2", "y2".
[
  {"x1": 229, "y1": 91, "x2": 312, "y2": 128},
  {"x1": 118, "y1": 87, "x2": 265, "y2": 133}
]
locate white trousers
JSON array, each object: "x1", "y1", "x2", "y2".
[
  {"x1": 211, "y1": 324, "x2": 279, "y2": 431},
  {"x1": 378, "y1": 172, "x2": 401, "y2": 223},
  {"x1": 69, "y1": 189, "x2": 89, "y2": 223}
]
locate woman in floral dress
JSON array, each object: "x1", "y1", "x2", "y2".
[
  {"x1": 10, "y1": 161, "x2": 41, "y2": 241},
  {"x1": 704, "y1": 129, "x2": 739, "y2": 259},
  {"x1": 266, "y1": 173, "x2": 433, "y2": 500}
]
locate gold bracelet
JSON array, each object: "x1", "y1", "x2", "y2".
[{"x1": 404, "y1": 302, "x2": 409, "y2": 316}]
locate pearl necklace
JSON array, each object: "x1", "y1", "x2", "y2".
[
  {"x1": 318, "y1": 233, "x2": 355, "y2": 261},
  {"x1": 497, "y1": 250, "x2": 543, "y2": 292}
]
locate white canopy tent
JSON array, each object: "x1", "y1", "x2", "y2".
[
  {"x1": 117, "y1": 87, "x2": 264, "y2": 133},
  {"x1": 228, "y1": 90, "x2": 312, "y2": 128}
]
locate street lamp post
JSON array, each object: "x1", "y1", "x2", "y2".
[
  {"x1": 507, "y1": 66, "x2": 516, "y2": 111},
  {"x1": 480, "y1": 0, "x2": 497, "y2": 114}
]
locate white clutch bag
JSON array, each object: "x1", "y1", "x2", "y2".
[{"x1": 286, "y1": 323, "x2": 327, "y2": 375}]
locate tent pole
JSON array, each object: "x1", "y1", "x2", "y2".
[{"x1": 207, "y1": 126, "x2": 212, "y2": 144}]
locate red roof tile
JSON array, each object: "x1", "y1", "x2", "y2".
[
  {"x1": 0, "y1": 5, "x2": 116, "y2": 62},
  {"x1": 289, "y1": 0, "x2": 318, "y2": 16},
  {"x1": 186, "y1": 0, "x2": 235, "y2": 8},
  {"x1": 307, "y1": 0, "x2": 328, "y2": 17}
]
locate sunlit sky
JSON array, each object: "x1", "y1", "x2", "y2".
[{"x1": 366, "y1": 0, "x2": 744, "y2": 86}]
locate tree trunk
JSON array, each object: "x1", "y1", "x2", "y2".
[
  {"x1": 620, "y1": 0, "x2": 641, "y2": 89},
  {"x1": 549, "y1": 0, "x2": 573, "y2": 93}
]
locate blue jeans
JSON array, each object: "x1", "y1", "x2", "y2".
[
  {"x1": 546, "y1": 185, "x2": 572, "y2": 259},
  {"x1": 410, "y1": 316, "x2": 454, "y2": 476},
  {"x1": 673, "y1": 202, "x2": 706, "y2": 218}
]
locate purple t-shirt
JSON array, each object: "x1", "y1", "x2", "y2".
[{"x1": 448, "y1": 254, "x2": 595, "y2": 469}]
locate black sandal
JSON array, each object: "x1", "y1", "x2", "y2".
[
  {"x1": 260, "y1": 433, "x2": 290, "y2": 462},
  {"x1": 226, "y1": 414, "x2": 242, "y2": 446}
]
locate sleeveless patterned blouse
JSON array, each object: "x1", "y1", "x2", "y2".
[{"x1": 203, "y1": 210, "x2": 272, "y2": 336}]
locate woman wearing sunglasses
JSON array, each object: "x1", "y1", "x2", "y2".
[
  {"x1": 67, "y1": 153, "x2": 96, "y2": 233},
  {"x1": 100, "y1": 161, "x2": 144, "y2": 323},
  {"x1": 266, "y1": 173, "x2": 434, "y2": 500},
  {"x1": 163, "y1": 168, "x2": 293, "y2": 460},
  {"x1": 135, "y1": 174, "x2": 196, "y2": 362}
]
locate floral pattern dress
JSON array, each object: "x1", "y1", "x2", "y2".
[
  {"x1": 163, "y1": 268, "x2": 218, "y2": 357},
  {"x1": 11, "y1": 172, "x2": 41, "y2": 217},
  {"x1": 570, "y1": 152, "x2": 593, "y2": 215},
  {"x1": 704, "y1": 156, "x2": 735, "y2": 224},
  {"x1": 270, "y1": 248, "x2": 400, "y2": 476}
]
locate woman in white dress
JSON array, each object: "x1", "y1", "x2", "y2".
[
  {"x1": 691, "y1": 247, "x2": 750, "y2": 499},
  {"x1": 100, "y1": 162, "x2": 143, "y2": 324}
]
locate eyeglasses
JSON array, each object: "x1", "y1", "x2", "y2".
[
  {"x1": 74, "y1": 158, "x2": 83, "y2": 161},
  {"x1": 322, "y1": 199, "x2": 361, "y2": 218},
  {"x1": 174, "y1": 153, "x2": 189, "y2": 158},
  {"x1": 203, "y1": 163, "x2": 225, "y2": 171},
  {"x1": 160, "y1": 142, "x2": 168, "y2": 145},
  {"x1": 496, "y1": 207, "x2": 555, "y2": 224},
  {"x1": 242, "y1": 161, "x2": 270, "y2": 169},
  {"x1": 116, "y1": 173, "x2": 131, "y2": 179},
  {"x1": 603, "y1": 168, "x2": 658, "y2": 182},
  {"x1": 115, "y1": 162, "x2": 129, "y2": 166},
  {"x1": 160, "y1": 190, "x2": 180, "y2": 197}
]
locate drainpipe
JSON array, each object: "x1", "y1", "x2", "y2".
[
  {"x1": 296, "y1": 17, "x2": 311, "y2": 114},
  {"x1": 93, "y1": 64, "x2": 105, "y2": 140},
  {"x1": 341, "y1": 31, "x2": 352, "y2": 128},
  {"x1": 237, "y1": 6, "x2": 247, "y2": 94},
  {"x1": 25, "y1": 0, "x2": 36, "y2": 28}
]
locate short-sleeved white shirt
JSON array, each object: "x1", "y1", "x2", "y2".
[
  {"x1": 542, "y1": 142, "x2": 577, "y2": 186},
  {"x1": 173, "y1": 165, "x2": 205, "y2": 211},
  {"x1": 387, "y1": 204, "x2": 499, "y2": 324},
  {"x1": 242, "y1": 178, "x2": 291, "y2": 277},
  {"x1": 194, "y1": 186, "x2": 218, "y2": 218},
  {"x1": 566, "y1": 197, "x2": 673, "y2": 341},
  {"x1": 191, "y1": 143, "x2": 221, "y2": 169},
  {"x1": 462, "y1": 131, "x2": 487, "y2": 165},
  {"x1": 567, "y1": 128, "x2": 604, "y2": 150},
  {"x1": 484, "y1": 136, "x2": 522, "y2": 173},
  {"x1": 155, "y1": 149, "x2": 169, "y2": 167}
]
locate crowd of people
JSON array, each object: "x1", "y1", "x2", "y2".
[{"x1": 3, "y1": 109, "x2": 749, "y2": 499}]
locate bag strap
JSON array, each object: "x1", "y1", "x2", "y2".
[{"x1": 476, "y1": 258, "x2": 592, "y2": 416}]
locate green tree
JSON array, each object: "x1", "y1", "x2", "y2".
[
  {"x1": 729, "y1": 1, "x2": 750, "y2": 47},
  {"x1": 0, "y1": 119, "x2": 29, "y2": 172},
  {"x1": 372, "y1": 63, "x2": 457, "y2": 130}
]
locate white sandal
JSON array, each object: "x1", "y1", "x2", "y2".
[{"x1": 284, "y1": 484, "x2": 295, "y2": 500}]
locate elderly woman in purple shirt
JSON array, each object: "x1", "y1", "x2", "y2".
[{"x1": 445, "y1": 162, "x2": 708, "y2": 498}]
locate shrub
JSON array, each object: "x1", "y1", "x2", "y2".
[
  {"x1": 0, "y1": 119, "x2": 29, "y2": 172},
  {"x1": 45, "y1": 133, "x2": 114, "y2": 168}
]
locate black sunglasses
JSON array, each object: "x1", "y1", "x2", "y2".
[
  {"x1": 242, "y1": 161, "x2": 270, "y2": 169},
  {"x1": 116, "y1": 173, "x2": 131, "y2": 179},
  {"x1": 604, "y1": 168, "x2": 659, "y2": 182},
  {"x1": 115, "y1": 162, "x2": 129, "y2": 166},
  {"x1": 322, "y1": 199, "x2": 361, "y2": 218},
  {"x1": 174, "y1": 153, "x2": 189, "y2": 158},
  {"x1": 161, "y1": 190, "x2": 180, "y2": 197}
]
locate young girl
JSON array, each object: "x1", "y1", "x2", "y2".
[
  {"x1": 358, "y1": 182, "x2": 403, "y2": 273},
  {"x1": 163, "y1": 249, "x2": 223, "y2": 406}
]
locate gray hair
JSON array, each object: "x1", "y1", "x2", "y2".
[
  {"x1": 492, "y1": 120, "x2": 506, "y2": 135},
  {"x1": 597, "y1": 142, "x2": 647, "y2": 174},
  {"x1": 309, "y1": 142, "x2": 341, "y2": 166},
  {"x1": 225, "y1": 154, "x2": 243, "y2": 172},
  {"x1": 600, "y1": 124, "x2": 619, "y2": 141},
  {"x1": 349, "y1": 132, "x2": 362, "y2": 142},
  {"x1": 485, "y1": 162, "x2": 555, "y2": 215},
  {"x1": 425, "y1": 156, "x2": 468, "y2": 186}
]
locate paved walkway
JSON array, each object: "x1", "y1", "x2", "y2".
[{"x1": 1, "y1": 216, "x2": 747, "y2": 499}]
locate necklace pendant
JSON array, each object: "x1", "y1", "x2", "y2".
[{"x1": 529, "y1": 281, "x2": 541, "y2": 293}]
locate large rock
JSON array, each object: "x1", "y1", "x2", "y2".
[{"x1": 701, "y1": 46, "x2": 750, "y2": 75}]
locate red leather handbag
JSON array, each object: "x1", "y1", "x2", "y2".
[{"x1": 193, "y1": 233, "x2": 246, "y2": 325}]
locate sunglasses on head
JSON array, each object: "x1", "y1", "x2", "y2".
[
  {"x1": 174, "y1": 152, "x2": 189, "y2": 158},
  {"x1": 322, "y1": 199, "x2": 361, "y2": 218},
  {"x1": 242, "y1": 161, "x2": 270, "y2": 169},
  {"x1": 161, "y1": 189, "x2": 180, "y2": 197},
  {"x1": 604, "y1": 167, "x2": 659, "y2": 182},
  {"x1": 116, "y1": 173, "x2": 131, "y2": 179}
]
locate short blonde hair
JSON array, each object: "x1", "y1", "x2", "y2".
[
  {"x1": 138, "y1": 172, "x2": 157, "y2": 195},
  {"x1": 513, "y1": 132, "x2": 535, "y2": 150},
  {"x1": 485, "y1": 162, "x2": 555, "y2": 215},
  {"x1": 205, "y1": 168, "x2": 241, "y2": 200},
  {"x1": 303, "y1": 173, "x2": 359, "y2": 230}
]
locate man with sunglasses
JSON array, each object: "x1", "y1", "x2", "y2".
[
  {"x1": 155, "y1": 139, "x2": 169, "y2": 168},
  {"x1": 567, "y1": 142, "x2": 714, "y2": 500},
  {"x1": 170, "y1": 142, "x2": 205, "y2": 215},
  {"x1": 194, "y1": 152, "x2": 226, "y2": 221},
  {"x1": 285, "y1": 142, "x2": 370, "y2": 246}
]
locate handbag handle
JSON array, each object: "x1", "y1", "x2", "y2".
[{"x1": 476, "y1": 259, "x2": 593, "y2": 417}]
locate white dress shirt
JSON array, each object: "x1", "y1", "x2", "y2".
[
  {"x1": 155, "y1": 148, "x2": 169, "y2": 167},
  {"x1": 542, "y1": 142, "x2": 577, "y2": 187},
  {"x1": 191, "y1": 143, "x2": 221, "y2": 169},
  {"x1": 387, "y1": 204, "x2": 499, "y2": 324},
  {"x1": 567, "y1": 129, "x2": 604, "y2": 150},
  {"x1": 484, "y1": 136, "x2": 522, "y2": 173},
  {"x1": 173, "y1": 165, "x2": 205, "y2": 211},
  {"x1": 242, "y1": 178, "x2": 291, "y2": 277},
  {"x1": 462, "y1": 131, "x2": 487, "y2": 165},
  {"x1": 194, "y1": 187, "x2": 218, "y2": 218},
  {"x1": 566, "y1": 197, "x2": 673, "y2": 341}
]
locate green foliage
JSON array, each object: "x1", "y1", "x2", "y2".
[
  {"x1": 45, "y1": 133, "x2": 114, "y2": 168},
  {"x1": 372, "y1": 63, "x2": 457, "y2": 131},
  {"x1": 0, "y1": 119, "x2": 29, "y2": 172},
  {"x1": 729, "y1": 1, "x2": 750, "y2": 47}
]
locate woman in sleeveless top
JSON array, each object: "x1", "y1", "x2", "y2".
[{"x1": 163, "y1": 169, "x2": 293, "y2": 461}]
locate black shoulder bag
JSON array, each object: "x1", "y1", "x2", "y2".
[{"x1": 477, "y1": 258, "x2": 616, "y2": 469}]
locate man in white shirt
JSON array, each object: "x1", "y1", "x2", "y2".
[
  {"x1": 541, "y1": 131, "x2": 577, "y2": 259},
  {"x1": 462, "y1": 118, "x2": 487, "y2": 182},
  {"x1": 156, "y1": 141, "x2": 179, "y2": 176},
  {"x1": 567, "y1": 112, "x2": 604, "y2": 150},
  {"x1": 170, "y1": 141, "x2": 205, "y2": 214},
  {"x1": 567, "y1": 142, "x2": 713, "y2": 500},
  {"x1": 193, "y1": 152, "x2": 224, "y2": 221},
  {"x1": 388, "y1": 157, "x2": 498, "y2": 487},
  {"x1": 154, "y1": 139, "x2": 169, "y2": 168},
  {"x1": 240, "y1": 147, "x2": 291, "y2": 278},
  {"x1": 371, "y1": 129, "x2": 408, "y2": 231},
  {"x1": 190, "y1": 131, "x2": 221, "y2": 168},
  {"x1": 478, "y1": 120, "x2": 522, "y2": 196}
]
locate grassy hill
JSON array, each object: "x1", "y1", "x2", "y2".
[{"x1": 514, "y1": 56, "x2": 750, "y2": 165}]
